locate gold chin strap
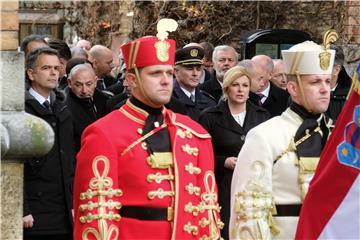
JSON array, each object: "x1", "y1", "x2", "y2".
[
  {"x1": 128, "y1": 39, "x2": 161, "y2": 108},
  {"x1": 133, "y1": 65, "x2": 160, "y2": 108},
  {"x1": 295, "y1": 70, "x2": 312, "y2": 113}
]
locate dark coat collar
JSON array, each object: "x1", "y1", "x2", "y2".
[
  {"x1": 207, "y1": 100, "x2": 267, "y2": 134},
  {"x1": 208, "y1": 75, "x2": 222, "y2": 90},
  {"x1": 26, "y1": 89, "x2": 66, "y2": 115},
  {"x1": 173, "y1": 80, "x2": 209, "y2": 106}
]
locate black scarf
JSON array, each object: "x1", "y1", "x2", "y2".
[
  {"x1": 130, "y1": 97, "x2": 171, "y2": 153},
  {"x1": 290, "y1": 102, "x2": 328, "y2": 158}
]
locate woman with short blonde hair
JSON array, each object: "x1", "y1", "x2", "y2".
[
  {"x1": 222, "y1": 66, "x2": 251, "y2": 99},
  {"x1": 199, "y1": 65, "x2": 270, "y2": 240}
]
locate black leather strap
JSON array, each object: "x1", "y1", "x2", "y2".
[
  {"x1": 275, "y1": 204, "x2": 302, "y2": 216},
  {"x1": 119, "y1": 206, "x2": 169, "y2": 221}
]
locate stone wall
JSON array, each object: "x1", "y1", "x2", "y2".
[
  {"x1": 1, "y1": 2, "x2": 23, "y2": 239},
  {"x1": 344, "y1": 1, "x2": 360, "y2": 76},
  {"x1": 1, "y1": 1, "x2": 19, "y2": 51}
]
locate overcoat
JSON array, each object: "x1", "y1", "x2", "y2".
[
  {"x1": 249, "y1": 82, "x2": 289, "y2": 117},
  {"x1": 199, "y1": 100, "x2": 270, "y2": 239},
  {"x1": 65, "y1": 88, "x2": 110, "y2": 152},
  {"x1": 24, "y1": 90, "x2": 75, "y2": 237},
  {"x1": 200, "y1": 75, "x2": 223, "y2": 103},
  {"x1": 172, "y1": 80, "x2": 216, "y2": 122}
]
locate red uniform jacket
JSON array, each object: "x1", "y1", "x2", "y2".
[{"x1": 74, "y1": 100, "x2": 223, "y2": 239}]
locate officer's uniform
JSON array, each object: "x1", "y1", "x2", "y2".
[
  {"x1": 73, "y1": 19, "x2": 223, "y2": 239},
  {"x1": 229, "y1": 34, "x2": 337, "y2": 240},
  {"x1": 173, "y1": 46, "x2": 216, "y2": 122}
]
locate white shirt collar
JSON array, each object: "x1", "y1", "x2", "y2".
[
  {"x1": 232, "y1": 111, "x2": 246, "y2": 127},
  {"x1": 261, "y1": 83, "x2": 270, "y2": 98},
  {"x1": 331, "y1": 83, "x2": 338, "y2": 92},
  {"x1": 180, "y1": 86, "x2": 195, "y2": 98},
  {"x1": 29, "y1": 88, "x2": 51, "y2": 105}
]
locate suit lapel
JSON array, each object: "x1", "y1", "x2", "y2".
[
  {"x1": 263, "y1": 83, "x2": 275, "y2": 107},
  {"x1": 173, "y1": 81, "x2": 195, "y2": 106}
]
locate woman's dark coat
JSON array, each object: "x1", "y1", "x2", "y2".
[{"x1": 199, "y1": 99, "x2": 271, "y2": 240}]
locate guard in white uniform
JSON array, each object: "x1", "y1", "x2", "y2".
[{"x1": 229, "y1": 30, "x2": 338, "y2": 240}]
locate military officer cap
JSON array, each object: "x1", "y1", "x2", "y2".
[
  {"x1": 175, "y1": 46, "x2": 204, "y2": 66},
  {"x1": 281, "y1": 30, "x2": 338, "y2": 75}
]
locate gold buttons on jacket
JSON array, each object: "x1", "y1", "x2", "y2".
[
  {"x1": 147, "y1": 172, "x2": 174, "y2": 183},
  {"x1": 199, "y1": 217, "x2": 210, "y2": 228},
  {"x1": 185, "y1": 183, "x2": 200, "y2": 196},
  {"x1": 184, "y1": 202, "x2": 199, "y2": 216},
  {"x1": 79, "y1": 199, "x2": 122, "y2": 211},
  {"x1": 79, "y1": 188, "x2": 123, "y2": 200},
  {"x1": 184, "y1": 222, "x2": 199, "y2": 236},
  {"x1": 78, "y1": 156, "x2": 123, "y2": 227},
  {"x1": 79, "y1": 211, "x2": 121, "y2": 223},
  {"x1": 182, "y1": 144, "x2": 199, "y2": 156},
  {"x1": 185, "y1": 162, "x2": 201, "y2": 175},
  {"x1": 147, "y1": 188, "x2": 174, "y2": 199},
  {"x1": 177, "y1": 129, "x2": 193, "y2": 139}
]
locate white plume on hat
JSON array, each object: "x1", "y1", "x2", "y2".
[{"x1": 156, "y1": 18, "x2": 178, "y2": 41}]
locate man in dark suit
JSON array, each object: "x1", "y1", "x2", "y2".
[
  {"x1": 88, "y1": 45, "x2": 117, "y2": 90},
  {"x1": 250, "y1": 55, "x2": 289, "y2": 117},
  {"x1": 200, "y1": 45, "x2": 238, "y2": 102},
  {"x1": 173, "y1": 46, "x2": 216, "y2": 121},
  {"x1": 24, "y1": 47, "x2": 74, "y2": 240},
  {"x1": 65, "y1": 63, "x2": 110, "y2": 153}
]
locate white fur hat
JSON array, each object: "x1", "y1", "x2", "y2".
[{"x1": 281, "y1": 30, "x2": 338, "y2": 75}]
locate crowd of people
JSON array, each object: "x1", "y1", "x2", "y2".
[{"x1": 20, "y1": 19, "x2": 352, "y2": 240}]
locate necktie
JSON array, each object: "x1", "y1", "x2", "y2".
[
  {"x1": 257, "y1": 93, "x2": 264, "y2": 106},
  {"x1": 43, "y1": 100, "x2": 52, "y2": 113},
  {"x1": 190, "y1": 93, "x2": 195, "y2": 103}
]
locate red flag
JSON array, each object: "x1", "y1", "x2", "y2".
[{"x1": 295, "y1": 64, "x2": 360, "y2": 239}]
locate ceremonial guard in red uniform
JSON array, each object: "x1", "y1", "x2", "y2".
[{"x1": 73, "y1": 19, "x2": 223, "y2": 240}]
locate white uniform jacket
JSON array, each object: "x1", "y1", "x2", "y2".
[{"x1": 230, "y1": 107, "x2": 320, "y2": 240}]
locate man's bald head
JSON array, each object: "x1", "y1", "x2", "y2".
[
  {"x1": 89, "y1": 45, "x2": 112, "y2": 60},
  {"x1": 238, "y1": 59, "x2": 265, "y2": 93},
  {"x1": 76, "y1": 39, "x2": 92, "y2": 51},
  {"x1": 88, "y1": 45, "x2": 114, "y2": 78},
  {"x1": 251, "y1": 55, "x2": 274, "y2": 74},
  {"x1": 251, "y1": 55, "x2": 274, "y2": 91}
]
